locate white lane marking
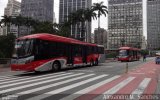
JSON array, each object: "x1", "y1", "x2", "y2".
[
  {"x1": 0, "y1": 72, "x2": 66, "y2": 82},
  {"x1": 105, "y1": 66, "x2": 113, "y2": 68},
  {"x1": 129, "y1": 78, "x2": 151, "y2": 100},
  {"x1": 130, "y1": 72, "x2": 145, "y2": 75},
  {"x1": 0, "y1": 72, "x2": 67, "y2": 85},
  {"x1": 94, "y1": 77, "x2": 135, "y2": 100},
  {"x1": 0, "y1": 73, "x2": 73, "y2": 89},
  {"x1": 0, "y1": 73, "x2": 84, "y2": 94},
  {"x1": 26, "y1": 75, "x2": 108, "y2": 100},
  {"x1": 60, "y1": 75, "x2": 120, "y2": 100},
  {"x1": 17, "y1": 74, "x2": 96, "y2": 95},
  {"x1": 71, "y1": 70, "x2": 94, "y2": 72}
]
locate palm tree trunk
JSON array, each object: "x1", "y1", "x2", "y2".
[
  {"x1": 17, "y1": 25, "x2": 20, "y2": 38},
  {"x1": 98, "y1": 17, "x2": 100, "y2": 29},
  {"x1": 81, "y1": 21, "x2": 85, "y2": 41},
  {"x1": 97, "y1": 16, "x2": 101, "y2": 45},
  {"x1": 7, "y1": 24, "x2": 10, "y2": 35}
]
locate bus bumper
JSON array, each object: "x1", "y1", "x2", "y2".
[
  {"x1": 11, "y1": 64, "x2": 37, "y2": 71},
  {"x1": 118, "y1": 58, "x2": 129, "y2": 61}
]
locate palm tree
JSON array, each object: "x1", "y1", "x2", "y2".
[
  {"x1": 12, "y1": 15, "x2": 24, "y2": 37},
  {"x1": 1, "y1": 15, "x2": 12, "y2": 34},
  {"x1": 84, "y1": 8, "x2": 97, "y2": 42},
  {"x1": 68, "y1": 8, "x2": 97, "y2": 41},
  {"x1": 84, "y1": 8, "x2": 97, "y2": 22},
  {"x1": 0, "y1": 21, "x2": 2, "y2": 27},
  {"x1": 24, "y1": 17, "x2": 36, "y2": 34},
  {"x1": 92, "y1": 1, "x2": 108, "y2": 28},
  {"x1": 58, "y1": 21, "x2": 71, "y2": 37}
]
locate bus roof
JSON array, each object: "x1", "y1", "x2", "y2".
[
  {"x1": 17, "y1": 33, "x2": 97, "y2": 46},
  {"x1": 119, "y1": 46, "x2": 140, "y2": 51}
]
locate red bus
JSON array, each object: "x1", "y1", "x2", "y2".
[
  {"x1": 118, "y1": 47, "x2": 141, "y2": 62},
  {"x1": 11, "y1": 33, "x2": 104, "y2": 72}
]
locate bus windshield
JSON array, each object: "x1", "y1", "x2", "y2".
[
  {"x1": 119, "y1": 50, "x2": 128, "y2": 56},
  {"x1": 12, "y1": 39, "x2": 34, "y2": 58}
]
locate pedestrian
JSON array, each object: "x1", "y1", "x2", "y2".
[{"x1": 143, "y1": 54, "x2": 146, "y2": 62}]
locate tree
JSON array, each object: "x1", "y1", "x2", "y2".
[
  {"x1": 11, "y1": 15, "x2": 24, "y2": 37},
  {"x1": 0, "y1": 15, "x2": 12, "y2": 34},
  {"x1": 0, "y1": 34, "x2": 16, "y2": 58},
  {"x1": 84, "y1": 8, "x2": 97, "y2": 22},
  {"x1": 67, "y1": 8, "x2": 97, "y2": 41},
  {"x1": 92, "y1": 2, "x2": 108, "y2": 44},
  {"x1": 24, "y1": 17, "x2": 37, "y2": 34},
  {"x1": 0, "y1": 21, "x2": 2, "y2": 27},
  {"x1": 92, "y1": 2, "x2": 108, "y2": 28},
  {"x1": 32, "y1": 21, "x2": 58, "y2": 34},
  {"x1": 58, "y1": 21, "x2": 71, "y2": 37}
]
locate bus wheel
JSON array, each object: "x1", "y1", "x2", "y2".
[
  {"x1": 128, "y1": 58, "x2": 132, "y2": 62},
  {"x1": 89, "y1": 60, "x2": 94, "y2": 67},
  {"x1": 95, "y1": 59, "x2": 98, "y2": 66},
  {"x1": 52, "y1": 61, "x2": 61, "y2": 71}
]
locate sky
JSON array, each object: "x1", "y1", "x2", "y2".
[{"x1": 0, "y1": 0, "x2": 146, "y2": 38}]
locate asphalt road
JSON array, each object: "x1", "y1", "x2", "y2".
[{"x1": 0, "y1": 57, "x2": 159, "y2": 100}]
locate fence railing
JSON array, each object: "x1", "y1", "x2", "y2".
[{"x1": 0, "y1": 58, "x2": 11, "y2": 67}]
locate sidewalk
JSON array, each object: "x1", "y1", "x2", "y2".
[
  {"x1": 0, "y1": 65, "x2": 10, "y2": 72},
  {"x1": 105, "y1": 58, "x2": 117, "y2": 63}
]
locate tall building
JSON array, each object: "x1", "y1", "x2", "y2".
[
  {"x1": 141, "y1": 36, "x2": 147, "y2": 50},
  {"x1": 94, "y1": 28, "x2": 108, "y2": 49},
  {"x1": 59, "y1": 0, "x2": 92, "y2": 42},
  {"x1": 4, "y1": 0, "x2": 21, "y2": 16},
  {"x1": 147, "y1": 0, "x2": 160, "y2": 50},
  {"x1": 108, "y1": 0, "x2": 143, "y2": 50},
  {"x1": 20, "y1": 0, "x2": 54, "y2": 36},
  {"x1": 21, "y1": 0, "x2": 54, "y2": 22},
  {"x1": 3, "y1": 0, "x2": 21, "y2": 36}
]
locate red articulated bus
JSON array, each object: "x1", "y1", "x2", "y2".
[
  {"x1": 11, "y1": 33, "x2": 104, "y2": 72},
  {"x1": 118, "y1": 46, "x2": 141, "y2": 62}
]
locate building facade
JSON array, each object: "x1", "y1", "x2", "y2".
[
  {"x1": 20, "y1": 0, "x2": 54, "y2": 36},
  {"x1": 108, "y1": 0, "x2": 143, "y2": 50},
  {"x1": 21, "y1": 0, "x2": 54, "y2": 22},
  {"x1": 3, "y1": 0, "x2": 21, "y2": 36},
  {"x1": 94, "y1": 28, "x2": 108, "y2": 49},
  {"x1": 59, "y1": 0, "x2": 92, "y2": 42},
  {"x1": 141, "y1": 36, "x2": 147, "y2": 50},
  {"x1": 147, "y1": 0, "x2": 160, "y2": 50},
  {"x1": 4, "y1": 0, "x2": 21, "y2": 16}
]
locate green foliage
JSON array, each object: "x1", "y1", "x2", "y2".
[
  {"x1": 106, "y1": 52, "x2": 118, "y2": 58},
  {"x1": 140, "y1": 50, "x2": 149, "y2": 55},
  {"x1": 31, "y1": 21, "x2": 59, "y2": 34},
  {"x1": 0, "y1": 34, "x2": 16, "y2": 58},
  {"x1": 58, "y1": 22, "x2": 71, "y2": 37},
  {"x1": 92, "y1": 2, "x2": 108, "y2": 17}
]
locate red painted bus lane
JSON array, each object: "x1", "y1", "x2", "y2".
[{"x1": 75, "y1": 61, "x2": 160, "y2": 100}]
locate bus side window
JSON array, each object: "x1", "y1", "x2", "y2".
[{"x1": 74, "y1": 45, "x2": 82, "y2": 57}]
